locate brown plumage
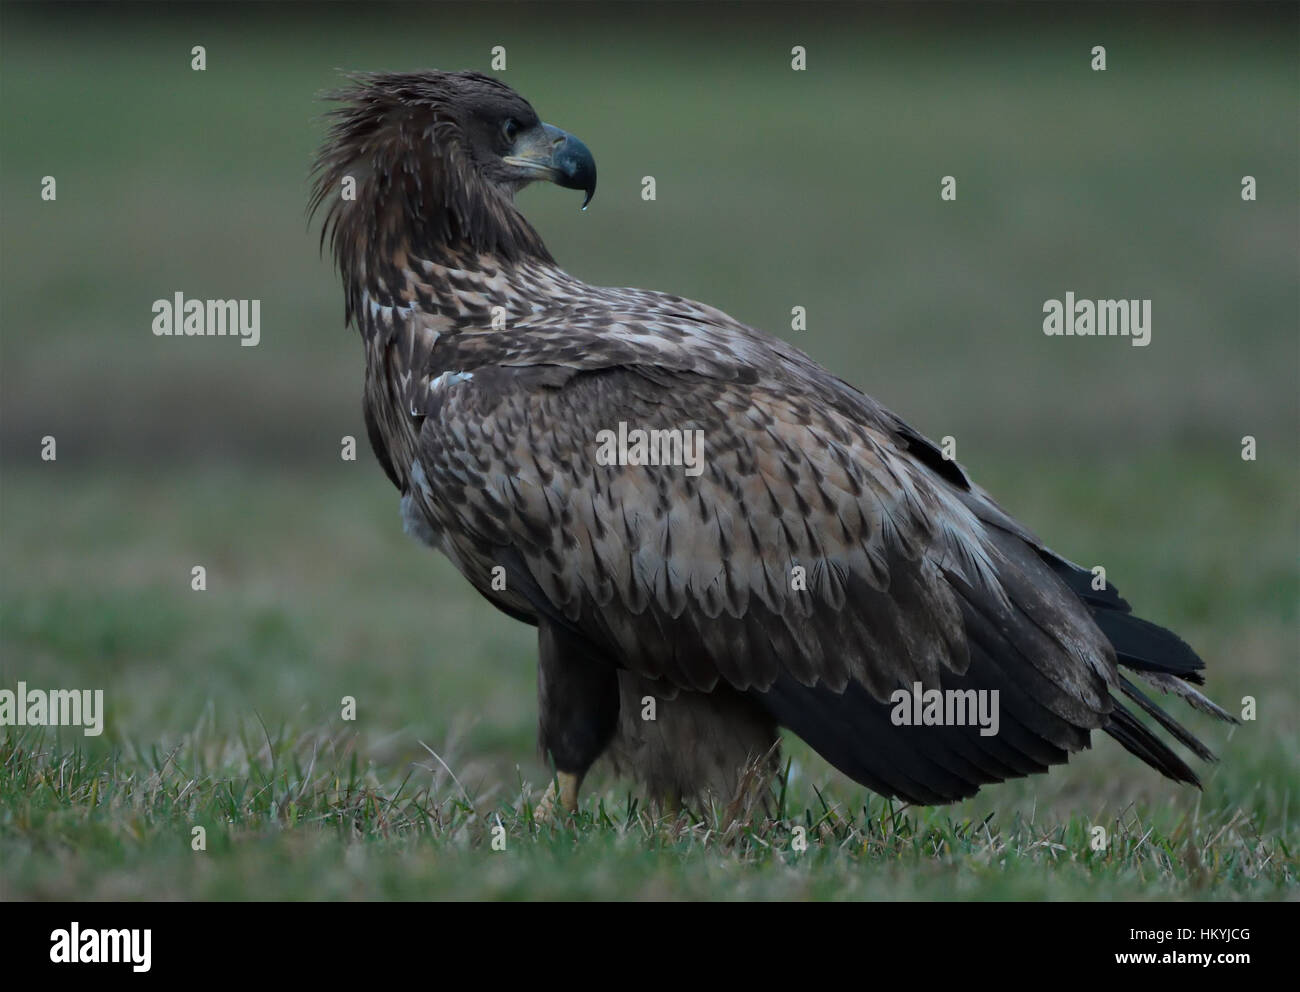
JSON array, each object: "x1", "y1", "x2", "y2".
[{"x1": 311, "y1": 70, "x2": 1234, "y2": 812}]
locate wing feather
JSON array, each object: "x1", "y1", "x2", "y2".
[{"x1": 396, "y1": 302, "x2": 1217, "y2": 800}]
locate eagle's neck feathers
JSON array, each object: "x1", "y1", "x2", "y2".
[
  {"x1": 357, "y1": 250, "x2": 581, "y2": 342},
  {"x1": 311, "y1": 92, "x2": 559, "y2": 334}
]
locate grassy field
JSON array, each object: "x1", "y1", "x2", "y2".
[
  {"x1": 0, "y1": 4, "x2": 1296, "y2": 899},
  {"x1": 2, "y1": 455, "x2": 1294, "y2": 900}
]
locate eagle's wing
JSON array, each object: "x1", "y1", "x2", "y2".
[{"x1": 405, "y1": 312, "x2": 1199, "y2": 803}]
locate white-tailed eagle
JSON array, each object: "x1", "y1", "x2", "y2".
[{"x1": 311, "y1": 70, "x2": 1233, "y2": 814}]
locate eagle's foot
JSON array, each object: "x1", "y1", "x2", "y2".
[{"x1": 532, "y1": 771, "x2": 581, "y2": 823}]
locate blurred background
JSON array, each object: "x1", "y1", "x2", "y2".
[{"x1": 0, "y1": 2, "x2": 1295, "y2": 897}]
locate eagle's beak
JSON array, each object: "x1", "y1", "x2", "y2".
[{"x1": 504, "y1": 122, "x2": 597, "y2": 209}]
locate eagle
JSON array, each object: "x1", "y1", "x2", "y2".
[{"x1": 311, "y1": 70, "x2": 1234, "y2": 816}]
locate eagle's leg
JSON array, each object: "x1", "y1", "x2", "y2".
[
  {"x1": 536, "y1": 621, "x2": 620, "y2": 816},
  {"x1": 558, "y1": 771, "x2": 582, "y2": 812},
  {"x1": 532, "y1": 771, "x2": 584, "y2": 820},
  {"x1": 658, "y1": 791, "x2": 682, "y2": 820}
]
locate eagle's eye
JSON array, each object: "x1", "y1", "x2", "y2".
[{"x1": 501, "y1": 118, "x2": 520, "y2": 144}]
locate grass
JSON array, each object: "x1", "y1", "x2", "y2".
[
  {"x1": 0, "y1": 458, "x2": 1294, "y2": 900},
  {"x1": 0, "y1": 722, "x2": 1290, "y2": 901}
]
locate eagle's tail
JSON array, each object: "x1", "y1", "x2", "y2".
[
  {"x1": 755, "y1": 541, "x2": 1235, "y2": 807},
  {"x1": 1037, "y1": 550, "x2": 1238, "y2": 787}
]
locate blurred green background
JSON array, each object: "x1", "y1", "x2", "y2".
[{"x1": 0, "y1": 2, "x2": 1296, "y2": 899}]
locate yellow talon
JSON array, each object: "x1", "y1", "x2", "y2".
[{"x1": 534, "y1": 771, "x2": 582, "y2": 822}]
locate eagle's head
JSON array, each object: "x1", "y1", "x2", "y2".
[{"x1": 310, "y1": 70, "x2": 596, "y2": 319}]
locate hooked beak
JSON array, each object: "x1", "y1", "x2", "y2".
[{"x1": 503, "y1": 122, "x2": 597, "y2": 208}]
